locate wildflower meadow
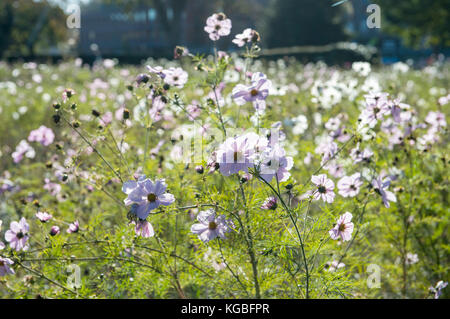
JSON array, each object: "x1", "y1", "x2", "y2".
[{"x1": 0, "y1": 12, "x2": 448, "y2": 300}]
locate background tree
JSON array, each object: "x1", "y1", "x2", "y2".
[
  {"x1": 0, "y1": 0, "x2": 67, "y2": 58},
  {"x1": 264, "y1": 0, "x2": 348, "y2": 48},
  {"x1": 374, "y1": 0, "x2": 450, "y2": 52}
]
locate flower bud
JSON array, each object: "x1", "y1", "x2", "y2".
[{"x1": 50, "y1": 226, "x2": 60, "y2": 236}]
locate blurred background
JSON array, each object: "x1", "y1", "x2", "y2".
[{"x1": 0, "y1": 0, "x2": 449, "y2": 65}]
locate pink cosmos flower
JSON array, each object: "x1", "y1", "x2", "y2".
[
  {"x1": 261, "y1": 196, "x2": 278, "y2": 210},
  {"x1": 204, "y1": 13, "x2": 232, "y2": 41},
  {"x1": 12, "y1": 140, "x2": 35, "y2": 163},
  {"x1": 122, "y1": 176, "x2": 175, "y2": 220},
  {"x1": 149, "y1": 95, "x2": 167, "y2": 122},
  {"x1": 134, "y1": 220, "x2": 155, "y2": 238},
  {"x1": 191, "y1": 209, "x2": 232, "y2": 243},
  {"x1": 186, "y1": 100, "x2": 202, "y2": 120},
  {"x1": 350, "y1": 144, "x2": 373, "y2": 164},
  {"x1": 216, "y1": 132, "x2": 265, "y2": 176},
  {"x1": 258, "y1": 143, "x2": 293, "y2": 182},
  {"x1": 67, "y1": 220, "x2": 79, "y2": 233},
  {"x1": 162, "y1": 67, "x2": 188, "y2": 88},
  {"x1": 44, "y1": 178, "x2": 61, "y2": 196},
  {"x1": 329, "y1": 212, "x2": 354, "y2": 242},
  {"x1": 5, "y1": 217, "x2": 30, "y2": 251},
  {"x1": 315, "y1": 140, "x2": 338, "y2": 165},
  {"x1": 36, "y1": 211, "x2": 53, "y2": 223},
  {"x1": 232, "y1": 72, "x2": 272, "y2": 111},
  {"x1": 28, "y1": 126, "x2": 55, "y2": 146},
  {"x1": 337, "y1": 173, "x2": 363, "y2": 197},
  {"x1": 425, "y1": 111, "x2": 446, "y2": 130},
  {"x1": 359, "y1": 92, "x2": 390, "y2": 128},
  {"x1": 309, "y1": 174, "x2": 335, "y2": 203},
  {"x1": 50, "y1": 225, "x2": 60, "y2": 236},
  {"x1": 372, "y1": 175, "x2": 397, "y2": 208},
  {"x1": 232, "y1": 28, "x2": 260, "y2": 47},
  {"x1": 0, "y1": 257, "x2": 15, "y2": 276},
  {"x1": 430, "y1": 281, "x2": 448, "y2": 299},
  {"x1": 325, "y1": 260, "x2": 345, "y2": 272}
]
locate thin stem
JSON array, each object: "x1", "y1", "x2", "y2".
[{"x1": 258, "y1": 175, "x2": 310, "y2": 298}]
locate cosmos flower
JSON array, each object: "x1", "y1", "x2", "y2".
[
  {"x1": 311, "y1": 174, "x2": 335, "y2": 203},
  {"x1": 28, "y1": 126, "x2": 55, "y2": 146},
  {"x1": 406, "y1": 252, "x2": 419, "y2": 265},
  {"x1": 306, "y1": 174, "x2": 335, "y2": 203},
  {"x1": 232, "y1": 28, "x2": 260, "y2": 47},
  {"x1": 232, "y1": 72, "x2": 272, "y2": 112},
  {"x1": 350, "y1": 144, "x2": 373, "y2": 164},
  {"x1": 292, "y1": 115, "x2": 308, "y2": 135},
  {"x1": 36, "y1": 211, "x2": 53, "y2": 223},
  {"x1": 430, "y1": 281, "x2": 448, "y2": 299},
  {"x1": 134, "y1": 220, "x2": 155, "y2": 238},
  {"x1": 261, "y1": 196, "x2": 278, "y2": 210},
  {"x1": 186, "y1": 100, "x2": 202, "y2": 121},
  {"x1": 191, "y1": 209, "x2": 232, "y2": 243},
  {"x1": 5, "y1": 217, "x2": 30, "y2": 251},
  {"x1": 329, "y1": 212, "x2": 354, "y2": 242},
  {"x1": 12, "y1": 140, "x2": 35, "y2": 163},
  {"x1": 258, "y1": 143, "x2": 293, "y2": 182},
  {"x1": 50, "y1": 226, "x2": 60, "y2": 236},
  {"x1": 352, "y1": 61, "x2": 371, "y2": 77},
  {"x1": 325, "y1": 260, "x2": 345, "y2": 272},
  {"x1": 337, "y1": 173, "x2": 363, "y2": 197},
  {"x1": 0, "y1": 257, "x2": 15, "y2": 276},
  {"x1": 425, "y1": 111, "x2": 446, "y2": 129},
  {"x1": 204, "y1": 13, "x2": 232, "y2": 41},
  {"x1": 371, "y1": 175, "x2": 397, "y2": 208},
  {"x1": 359, "y1": 92, "x2": 390, "y2": 128},
  {"x1": 315, "y1": 140, "x2": 338, "y2": 165},
  {"x1": 146, "y1": 65, "x2": 165, "y2": 79},
  {"x1": 216, "y1": 132, "x2": 265, "y2": 176},
  {"x1": 162, "y1": 67, "x2": 188, "y2": 88},
  {"x1": 122, "y1": 176, "x2": 175, "y2": 220},
  {"x1": 43, "y1": 178, "x2": 61, "y2": 196},
  {"x1": 149, "y1": 95, "x2": 167, "y2": 122},
  {"x1": 0, "y1": 220, "x2": 3, "y2": 250},
  {"x1": 67, "y1": 220, "x2": 79, "y2": 233}
]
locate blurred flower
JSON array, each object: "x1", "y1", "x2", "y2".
[
  {"x1": 12, "y1": 140, "x2": 35, "y2": 163},
  {"x1": 352, "y1": 61, "x2": 371, "y2": 77},
  {"x1": 325, "y1": 260, "x2": 345, "y2": 272},
  {"x1": 372, "y1": 175, "x2": 397, "y2": 208},
  {"x1": 430, "y1": 281, "x2": 448, "y2": 299},
  {"x1": 134, "y1": 220, "x2": 154, "y2": 238},
  {"x1": 261, "y1": 196, "x2": 278, "y2": 210},
  {"x1": 337, "y1": 173, "x2": 363, "y2": 197},
  {"x1": 406, "y1": 252, "x2": 419, "y2": 265},
  {"x1": 50, "y1": 226, "x2": 60, "y2": 236},
  {"x1": 232, "y1": 28, "x2": 260, "y2": 47},
  {"x1": 204, "y1": 13, "x2": 232, "y2": 41},
  {"x1": 28, "y1": 126, "x2": 55, "y2": 146},
  {"x1": 0, "y1": 257, "x2": 15, "y2": 276},
  {"x1": 67, "y1": 220, "x2": 79, "y2": 233},
  {"x1": 36, "y1": 212, "x2": 52, "y2": 223},
  {"x1": 258, "y1": 143, "x2": 293, "y2": 182},
  {"x1": 162, "y1": 67, "x2": 188, "y2": 88}
]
